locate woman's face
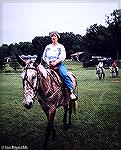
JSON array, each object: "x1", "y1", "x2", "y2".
[{"x1": 51, "y1": 34, "x2": 58, "y2": 43}]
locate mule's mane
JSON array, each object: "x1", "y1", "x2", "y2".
[
  {"x1": 23, "y1": 60, "x2": 48, "y2": 79},
  {"x1": 38, "y1": 64, "x2": 48, "y2": 78}
]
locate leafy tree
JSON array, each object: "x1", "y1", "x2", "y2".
[
  {"x1": 0, "y1": 9, "x2": 120, "y2": 69},
  {"x1": 0, "y1": 44, "x2": 9, "y2": 69},
  {"x1": 32, "y1": 36, "x2": 51, "y2": 57},
  {"x1": 60, "y1": 32, "x2": 83, "y2": 58},
  {"x1": 81, "y1": 9, "x2": 121, "y2": 62},
  {"x1": 9, "y1": 54, "x2": 20, "y2": 71},
  {"x1": 105, "y1": 9, "x2": 121, "y2": 60}
]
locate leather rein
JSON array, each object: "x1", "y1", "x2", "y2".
[{"x1": 22, "y1": 65, "x2": 62, "y2": 101}]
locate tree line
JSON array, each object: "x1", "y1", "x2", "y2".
[{"x1": 0, "y1": 9, "x2": 121, "y2": 70}]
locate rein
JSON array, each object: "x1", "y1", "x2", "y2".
[
  {"x1": 23, "y1": 64, "x2": 62, "y2": 102},
  {"x1": 40, "y1": 86, "x2": 62, "y2": 101},
  {"x1": 37, "y1": 68, "x2": 62, "y2": 101}
]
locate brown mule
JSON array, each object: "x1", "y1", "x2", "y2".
[{"x1": 16, "y1": 54, "x2": 78, "y2": 149}]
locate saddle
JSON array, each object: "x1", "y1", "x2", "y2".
[
  {"x1": 50, "y1": 66, "x2": 77, "y2": 92},
  {"x1": 41, "y1": 59, "x2": 77, "y2": 92}
]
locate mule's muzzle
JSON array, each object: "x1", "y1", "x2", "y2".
[{"x1": 23, "y1": 101, "x2": 33, "y2": 109}]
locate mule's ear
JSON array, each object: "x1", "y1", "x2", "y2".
[
  {"x1": 15, "y1": 53, "x2": 26, "y2": 67},
  {"x1": 33, "y1": 53, "x2": 41, "y2": 67},
  {"x1": 41, "y1": 58, "x2": 48, "y2": 68}
]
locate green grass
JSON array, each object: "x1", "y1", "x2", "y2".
[{"x1": 0, "y1": 61, "x2": 121, "y2": 150}]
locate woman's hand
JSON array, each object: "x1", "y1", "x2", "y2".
[
  {"x1": 49, "y1": 61, "x2": 57, "y2": 67},
  {"x1": 49, "y1": 59, "x2": 61, "y2": 68},
  {"x1": 49, "y1": 61, "x2": 56, "y2": 69}
]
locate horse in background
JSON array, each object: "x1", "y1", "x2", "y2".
[
  {"x1": 16, "y1": 54, "x2": 78, "y2": 149},
  {"x1": 109, "y1": 66, "x2": 118, "y2": 78},
  {"x1": 96, "y1": 65, "x2": 105, "y2": 80}
]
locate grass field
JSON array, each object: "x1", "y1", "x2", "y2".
[{"x1": 0, "y1": 61, "x2": 121, "y2": 150}]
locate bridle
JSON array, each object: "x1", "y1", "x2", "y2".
[
  {"x1": 22, "y1": 65, "x2": 39, "y2": 100},
  {"x1": 22, "y1": 63, "x2": 62, "y2": 102}
]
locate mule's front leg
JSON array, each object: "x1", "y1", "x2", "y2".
[
  {"x1": 43, "y1": 122, "x2": 51, "y2": 150},
  {"x1": 45, "y1": 110, "x2": 56, "y2": 140},
  {"x1": 50, "y1": 110, "x2": 56, "y2": 140},
  {"x1": 45, "y1": 122, "x2": 52, "y2": 139},
  {"x1": 43, "y1": 110, "x2": 56, "y2": 149}
]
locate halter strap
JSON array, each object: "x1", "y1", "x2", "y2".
[
  {"x1": 23, "y1": 63, "x2": 63, "y2": 102},
  {"x1": 23, "y1": 66, "x2": 39, "y2": 99}
]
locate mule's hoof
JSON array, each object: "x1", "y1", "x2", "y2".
[
  {"x1": 63, "y1": 123, "x2": 71, "y2": 131},
  {"x1": 52, "y1": 132, "x2": 56, "y2": 140},
  {"x1": 63, "y1": 124, "x2": 68, "y2": 131}
]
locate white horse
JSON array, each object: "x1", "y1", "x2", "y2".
[
  {"x1": 109, "y1": 66, "x2": 118, "y2": 78},
  {"x1": 96, "y1": 65, "x2": 105, "y2": 80}
]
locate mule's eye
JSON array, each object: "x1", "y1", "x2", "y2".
[{"x1": 32, "y1": 76, "x2": 36, "y2": 80}]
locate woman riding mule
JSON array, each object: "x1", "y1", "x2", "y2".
[
  {"x1": 16, "y1": 55, "x2": 78, "y2": 149},
  {"x1": 15, "y1": 32, "x2": 78, "y2": 149},
  {"x1": 42, "y1": 31, "x2": 77, "y2": 101}
]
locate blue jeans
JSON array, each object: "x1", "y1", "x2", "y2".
[{"x1": 56, "y1": 62, "x2": 73, "y2": 92}]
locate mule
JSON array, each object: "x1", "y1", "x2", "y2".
[
  {"x1": 96, "y1": 65, "x2": 105, "y2": 80},
  {"x1": 109, "y1": 66, "x2": 118, "y2": 78},
  {"x1": 16, "y1": 54, "x2": 78, "y2": 149}
]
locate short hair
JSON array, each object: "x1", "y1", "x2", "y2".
[{"x1": 49, "y1": 31, "x2": 60, "y2": 38}]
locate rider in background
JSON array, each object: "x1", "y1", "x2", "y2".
[
  {"x1": 42, "y1": 31, "x2": 77, "y2": 101},
  {"x1": 96, "y1": 60, "x2": 105, "y2": 74},
  {"x1": 111, "y1": 60, "x2": 118, "y2": 76}
]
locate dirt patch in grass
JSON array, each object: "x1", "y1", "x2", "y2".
[{"x1": 112, "y1": 80, "x2": 121, "y2": 83}]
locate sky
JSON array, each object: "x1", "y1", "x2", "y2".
[{"x1": 0, "y1": 0, "x2": 120, "y2": 46}]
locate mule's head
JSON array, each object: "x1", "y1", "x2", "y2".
[
  {"x1": 21, "y1": 61, "x2": 38, "y2": 109},
  {"x1": 16, "y1": 54, "x2": 48, "y2": 109},
  {"x1": 16, "y1": 54, "x2": 41, "y2": 109}
]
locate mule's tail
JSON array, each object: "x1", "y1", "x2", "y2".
[{"x1": 72, "y1": 100, "x2": 78, "y2": 113}]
